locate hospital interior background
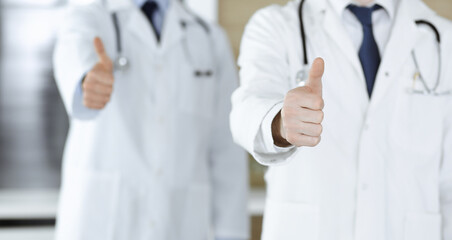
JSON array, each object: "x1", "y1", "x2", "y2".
[{"x1": 0, "y1": 0, "x2": 451, "y2": 239}]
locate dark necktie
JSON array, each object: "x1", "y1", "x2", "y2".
[
  {"x1": 348, "y1": 4, "x2": 382, "y2": 98},
  {"x1": 142, "y1": 0, "x2": 161, "y2": 42}
]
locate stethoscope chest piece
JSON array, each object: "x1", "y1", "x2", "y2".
[
  {"x1": 296, "y1": 66, "x2": 308, "y2": 87},
  {"x1": 115, "y1": 56, "x2": 130, "y2": 72}
]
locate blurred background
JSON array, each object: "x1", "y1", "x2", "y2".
[{"x1": 0, "y1": 0, "x2": 450, "y2": 239}]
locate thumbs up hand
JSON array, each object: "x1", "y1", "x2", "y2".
[
  {"x1": 82, "y1": 37, "x2": 114, "y2": 110},
  {"x1": 273, "y1": 58, "x2": 325, "y2": 147}
]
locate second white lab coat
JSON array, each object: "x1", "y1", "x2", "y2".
[
  {"x1": 231, "y1": 0, "x2": 452, "y2": 239},
  {"x1": 53, "y1": 0, "x2": 248, "y2": 239}
]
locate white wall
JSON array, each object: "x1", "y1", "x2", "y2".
[{"x1": 185, "y1": 0, "x2": 218, "y2": 22}]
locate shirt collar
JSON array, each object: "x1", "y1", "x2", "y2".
[
  {"x1": 328, "y1": 0, "x2": 396, "y2": 19},
  {"x1": 133, "y1": 0, "x2": 169, "y2": 11}
]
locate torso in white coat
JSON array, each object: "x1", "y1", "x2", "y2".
[
  {"x1": 53, "y1": 0, "x2": 248, "y2": 239},
  {"x1": 231, "y1": 0, "x2": 452, "y2": 239}
]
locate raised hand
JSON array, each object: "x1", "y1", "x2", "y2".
[
  {"x1": 274, "y1": 57, "x2": 325, "y2": 147},
  {"x1": 82, "y1": 37, "x2": 114, "y2": 110}
]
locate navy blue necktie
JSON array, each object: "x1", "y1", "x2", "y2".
[
  {"x1": 142, "y1": 0, "x2": 161, "y2": 41},
  {"x1": 348, "y1": 4, "x2": 382, "y2": 97}
]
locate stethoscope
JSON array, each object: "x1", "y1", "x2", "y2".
[
  {"x1": 409, "y1": 20, "x2": 449, "y2": 96},
  {"x1": 112, "y1": 13, "x2": 129, "y2": 71},
  {"x1": 295, "y1": 0, "x2": 450, "y2": 96},
  {"x1": 111, "y1": 10, "x2": 214, "y2": 77}
]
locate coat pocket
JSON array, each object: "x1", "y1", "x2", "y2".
[
  {"x1": 55, "y1": 169, "x2": 120, "y2": 240},
  {"x1": 177, "y1": 51, "x2": 216, "y2": 120},
  {"x1": 261, "y1": 199, "x2": 319, "y2": 240},
  {"x1": 404, "y1": 213, "x2": 442, "y2": 240}
]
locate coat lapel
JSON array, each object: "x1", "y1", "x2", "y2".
[
  {"x1": 306, "y1": 0, "x2": 369, "y2": 114},
  {"x1": 319, "y1": 1, "x2": 365, "y2": 82},
  {"x1": 370, "y1": 0, "x2": 420, "y2": 106},
  {"x1": 158, "y1": 1, "x2": 186, "y2": 53}
]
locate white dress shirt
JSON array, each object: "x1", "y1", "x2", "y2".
[
  {"x1": 334, "y1": 0, "x2": 395, "y2": 55},
  {"x1": 257, "y1": 0, "x2": 396, "y2": 155}
]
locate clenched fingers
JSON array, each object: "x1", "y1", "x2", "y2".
[
  {"x1": 296, "y1": 108, "x2": 324, "y2": 124},
  {"x1": 283, "y1": 118, "x2": 323, "y2": 137},
  {"x1": 83, "y1": 81, "x2": 113, "y2": 95},
  {"x1": 285, "y1": 133, "x2": 321, "y2": 147}
]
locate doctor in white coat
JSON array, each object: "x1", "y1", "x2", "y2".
[
  {"x1": 231, "y1": 0, "x2": 452, "y2": 239},
  {"x1": 53, "y1": 0, "x2": 248, "y2": 239}
]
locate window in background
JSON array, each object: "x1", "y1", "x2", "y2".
[{"x1": 0, "y1": 0, "x2": 68, "y2": 189}]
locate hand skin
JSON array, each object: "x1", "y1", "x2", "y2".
[
  {"x1": 82, "y1": 37, "x2": 114, "y2": 110},
  {"x1": 272, "y1": 57, "x2": 325, "y2": 148}
]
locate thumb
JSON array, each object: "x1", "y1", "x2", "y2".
[
  {"x1": 93, "y1": 37, "x2": 113, "y2": 71},
  {"x1": 306, "y1": 57, "x2": 324, "y2": 96}
]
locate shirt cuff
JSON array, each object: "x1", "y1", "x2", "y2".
[{"x1": 260, "y1": 101, "x2": 294, "y2": 154}]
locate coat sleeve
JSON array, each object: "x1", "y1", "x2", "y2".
[
  {"x1": 53, "y1": 3, "x2": 112, "y2": 120},
  {"x1": 230, "y1": 6, "x2": 296, "y2": 166},
  {"x1": 442, "y1": 96, "x2": 452, "y2": 240},
  {"x1": 208, "y1": 25, "x2": 249, "y2": 239}
]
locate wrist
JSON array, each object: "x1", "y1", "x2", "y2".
[{"x1": 272, "y1": 111, "x2": 291, "y2": 147}]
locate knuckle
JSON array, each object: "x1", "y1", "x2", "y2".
[
  {"x1": 318, "y1": 124, "x2": 323, "y2": 135},
  {"x1": 286, "y1": 89, "x2": 302, "y2": 102},
  {"x1": 312, "y1": 98, "x2": 324, "y2": 109},
  {"x1": 107, "y1": 86, "x2": 114, "y2": 94},
  {"x1": 281, "y1": 109, "x2": 288, "y2": 120},
  {"x1": 284, "y1": 94, "x2": 293, "y2": 104},
  {"x1": 312, "y1": 124, "x2": 322, "y2": 136},
  {"x1": 307, "y1": 139, "x2": 317, "y2": 147},
  {"x1": 312, "y1": 137, "x2": 321, "y2": 146},
  {"x1": 319, "y1": 98, "x2": 325, "y2": 109},
  {"x1": 82, "y1": 81, "x2": 89, "y2": 90},
  {"x1": 318, "y1": 111, "x2": 325, "y2": 122},
  {"x1": 85, "y1": 71, "x2": 94, "y2": 80},
  {"x1": 283, "y1": 108, "x2": 295, "y2": 118},
  {"x1": 108, "y1": 74, "x2": 115, "y2": 83}
]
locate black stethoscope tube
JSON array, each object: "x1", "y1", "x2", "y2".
[
  {"x1": 112, "y1": 12, "x2": 122, "y2": 54},
  {"x1": 298, "y1": 0, "x2": 308, "y2": 65},
  {"x1": 415, "y1": 20, "x2": 441, "y2": 43}
]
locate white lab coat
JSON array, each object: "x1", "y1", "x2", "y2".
[
  {"x1": 231, "y1": 0, "x2": 452, "y2": 239},
  {"x1": 53, "y1": 0, "x2": 249, "y2": 239}
]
